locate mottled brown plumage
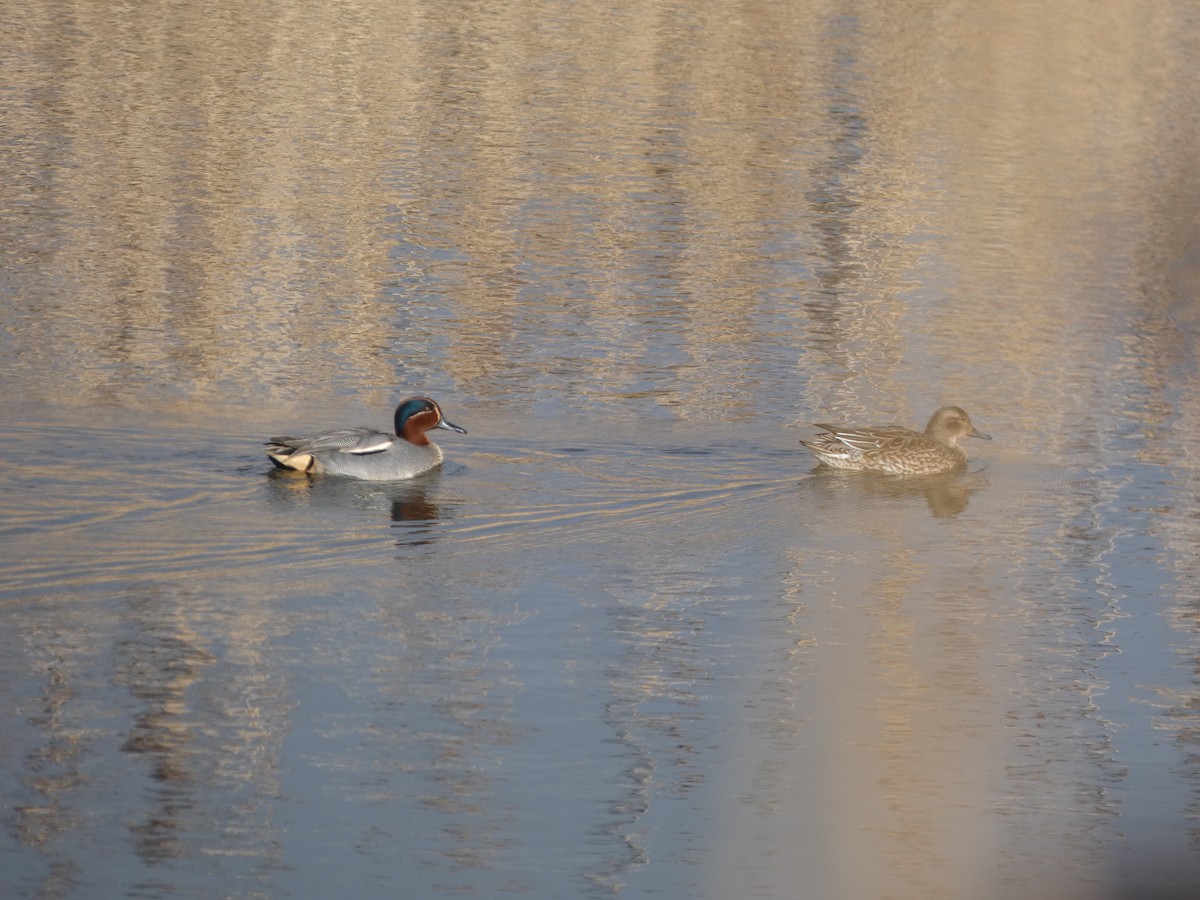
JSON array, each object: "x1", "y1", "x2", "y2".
[{"x1": 801, "y1": 406, "x2": 991, "y2": 475}]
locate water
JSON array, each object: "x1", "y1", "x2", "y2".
[{"x1": 3, "y1": 1, "x2": 1200, "y2": 898}]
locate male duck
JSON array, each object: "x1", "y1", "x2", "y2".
[
  {"x1": 800, "y1": 405, "x2": 991, "y2": 475},
  {"x1": 266, "y1": 397, "x2": 466, "y2": 480}
]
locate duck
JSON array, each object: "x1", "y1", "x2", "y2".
[
  {"x1": 800, "y1": 405, "x2": 990, "y2": 475},
  {"x1": 265, "y1": 397, "x2": 466, "y2": 480}
]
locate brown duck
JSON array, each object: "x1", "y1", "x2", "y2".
[{"x1": 801, "y1": 406, "x2": 991, "y2": 475}]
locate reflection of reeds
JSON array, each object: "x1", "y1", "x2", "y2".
[{"x1": 11, "y1": 0, "x2": 1187, "y2": 448}]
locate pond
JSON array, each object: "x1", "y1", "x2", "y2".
[{"x1": 2, "y1": 1, "x2": 1200, "y2": 898}]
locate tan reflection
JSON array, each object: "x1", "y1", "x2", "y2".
[
  {"x1": 6, "y1": 0, "x2": 861, "y2": 417},
  {"x1": 9, "y1": 0, "x2": 1192, "y2": 435},
  {"x1": 366, "y1": 589, "x2": 526, "y2": 874},
  {"x1": 1156, "y1": 236, "x2": 1200, "y2": 838},
  {"x1": 9, "y1": 0, "x2": 418, "y2": 410},
  {"x1": 821, "y1": 551, "x2": 1000, "y2": 900},
  {"x1": 13, "y1": 658, "x2": 84, "y2": 863},
  {"x1": 438, "y1": 0, "x2": 839, "y2": 418},
  {"x1": 713, "y1": 526, "x2": 1016, "y2": 900},
  {"x1": 739, "y1": 473, "x2": 1139, "y2": 897},
  {"x1": 110, "y1": 587, "x2": 289, "y2": 868},
  {"x1": 794, "y1": 1, "x2": 1196, "y2": 442},
  {"x1": 116, "y1": 620, "x2": 216, "y2": 861},
  {"x1": 11, "y1": 585, "x2": 290, "y2": 892},
  {"x1": 808, "y1": 468, "x2": 991, "y2": 519},
  {"x1": 594, "y1": 584, "x2": 713, "y2": 891}
]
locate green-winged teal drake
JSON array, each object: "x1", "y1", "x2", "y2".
[
  {"x1": 800, "y1": 405, "x2": 991, "y2": 475},
  {"x1": 266, "y1": 397, "x2": 466, "y2": 480}
]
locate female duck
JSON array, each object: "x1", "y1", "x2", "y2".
[
  {"x1": 266, "y1": 397, "x2": 466, "y2": 480},
  {"x1": 800, "y1": 405, "x2": 990, "y2": 475}
]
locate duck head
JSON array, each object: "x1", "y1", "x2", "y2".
[
  {"x1": 925, "y1": 406, "x2": 991, "y2": 447},
  {"x1": 394, "y1": 397, "x2": 467, "y2": 446}
]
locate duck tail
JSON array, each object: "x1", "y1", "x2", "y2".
[{"x1": 265, "y1": 440, "x2": 316, "y2": 472}]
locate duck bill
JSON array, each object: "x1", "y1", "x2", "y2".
[
  {"x1": 437, "y1": 418, "x2": 468, "y2": 435},
  {"x1": 969, "y1": 427, "x2": 992, "y2": 440}
]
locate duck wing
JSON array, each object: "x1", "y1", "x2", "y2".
[
  {"x1": 269, "y1": 428, "x2": 397, "y2": 456},
  {"x1": 813, "y1": 424, "x2": 919, "y2": 453}
]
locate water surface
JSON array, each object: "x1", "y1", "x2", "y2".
[{"x1": 3, "y1": 1, "x2": 1200, "y2": 898}]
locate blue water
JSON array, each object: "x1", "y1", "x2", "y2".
[{"x1": 3, "y1": 1, "x2": 1200, "y2": 898}]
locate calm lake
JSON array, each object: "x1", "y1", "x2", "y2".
[{"x1": 3, "y1": 1, "x2": 1200, "y2": 898}]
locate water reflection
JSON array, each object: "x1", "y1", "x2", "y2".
[
  {"x1": 804, "y1": 467, "x2": 991, "y2": 519},
  {"x1": 6, "y1": 582, "x2": 294, "y2": 898},
  {"x1": 266, "y1": 468, "x2": 456, "y2": 546},
  {"x1": 13, "y1": 658, "x2": 83, "y2": 854},
  {"x1": 4, "y1": 0, "x2": 1200, "y2": 896},
  {"x1": 116, "y1": 615, "x2": 216, "y2": 862}
]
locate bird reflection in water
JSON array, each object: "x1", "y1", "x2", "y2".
[
  {"x1": 809, "y1": 468, "x2": 990, "y2": 518},
  {"x1": 388, "y1": 487, "x2": 443, "y2": 545},
  {"x1": 266, "y1": 468, "x2": 447, "y2": 545}
]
